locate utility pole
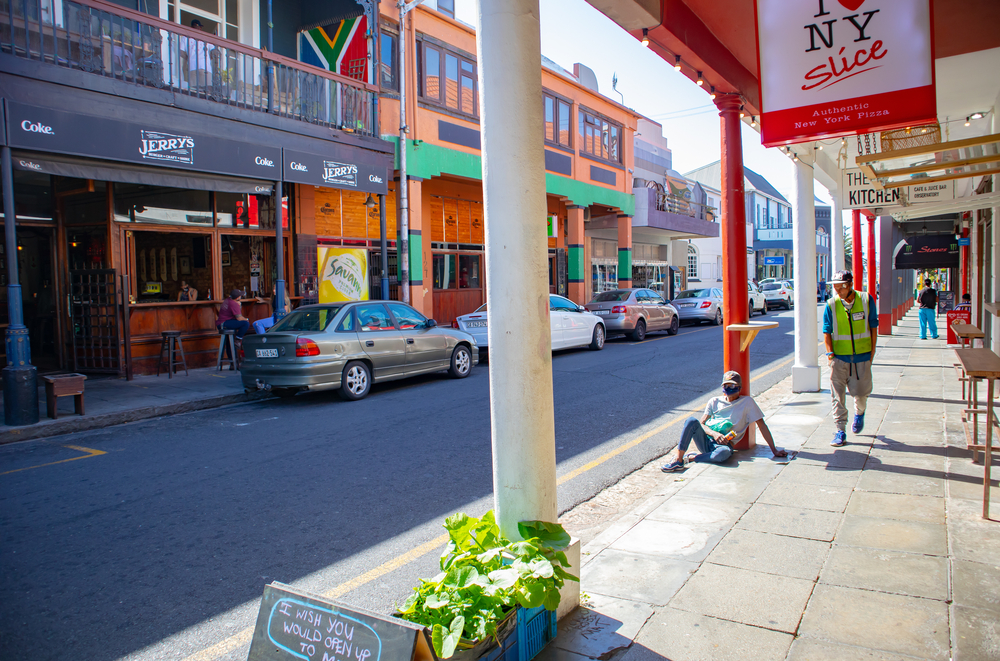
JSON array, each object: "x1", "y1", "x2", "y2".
[{"x1": 397, "y1": 0, "x2": 427, "y2": 304}]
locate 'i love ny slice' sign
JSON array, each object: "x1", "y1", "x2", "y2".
[{"x1": 754, "y1": 0, "x2": 936, "y2": 147}]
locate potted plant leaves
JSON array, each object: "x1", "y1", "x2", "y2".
[{"x1": 396, "y1": 510, "x2": 577, "y2": 660}]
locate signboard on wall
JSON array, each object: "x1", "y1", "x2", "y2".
[
  {"x1": 318, "y1": 247, "x2": 369, "y2": 302},
  {"x1": 755, "y1": 0, "x2": 936, "y2": 146},
  {"x1": 841, "y1": 169, "x2": 954, "y2": 209},
  {"x1": 764, "y1": 256, "x2": 785, "y2": 265}
]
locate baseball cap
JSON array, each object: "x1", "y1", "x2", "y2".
[
  {"x1": 829, "y1": 270, "x2": 853, "y2": 284},
  {"x1": 722, "y1": 370, "x2": 742, "y2": 388}
]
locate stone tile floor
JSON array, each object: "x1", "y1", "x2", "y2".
[{"x1": 544, "y1": 309, "x2": 1000, "y2": 661}]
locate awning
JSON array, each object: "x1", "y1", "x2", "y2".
[
  {"x1": 894, "y1": 234, "x2": 960, "y2": 270},
  {"x1": 12, "y1": 152, "x2": 273, "y2": 195}
]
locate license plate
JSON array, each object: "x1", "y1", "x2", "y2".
[
  {"x1": 466, "y1": 321, "x2": 487, "y2": 328},
  {"x1": 591, "y1": 310, "x2": 609, "y2": 315},
  {"x1": 679, "y1": 303, "x2": 694, "y2": 308},
  {"x1": 256, "y1": 348, "x2": 278, "y2": 358}
]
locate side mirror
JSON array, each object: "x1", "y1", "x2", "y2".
[
  {"x1": 426, "y1": 319, "x2": 437, "y2": 328},
  {"x1": 577, "y1": 305, "x2": 586, "y2": 312}
]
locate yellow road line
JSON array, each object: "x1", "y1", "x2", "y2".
[{"x1": 0, "y1": 445, "x2": 106, "y2": 476}]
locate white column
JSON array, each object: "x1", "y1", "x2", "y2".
[
  {"x1": 831, "y1": 194, "x2": 846, "y2": 273},
  {"x1": 476, "y1": 0, "x2": 557, "y2": 538},
  {"x1": 792, "y1": 152, "x2": 820, "y2": 392},
  {"x1": 972, "y1": 204, "x2": 981, "y2": 326}
]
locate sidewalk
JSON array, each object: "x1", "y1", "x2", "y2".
[
  {"x1": 0, "y1": 367, "x2": 267, "y2": 444},
  {"x1": 548, "y1": 308, "x2": 1000, "y2": 661}
]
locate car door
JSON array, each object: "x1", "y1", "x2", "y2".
[
  {"x1": 643, "y1": 290, "x2": 668, "y2": 330},
  {"x1": 552, "y1": 295, "x2": 589, "y2": 346},
  {"x1": 353, "y1": 302, "x2": 407, "y2": 378},
  {"x1": 548, "y1": 294, "x2": 569, "y2": 349},
  {"x1": 386, "y1": 302, "x2": 449, "y2": 373}
]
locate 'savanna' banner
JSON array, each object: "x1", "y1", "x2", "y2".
[
  {"x1": 317, "y1": 247, "x2": 369, "y2": 303},
  {"x1": 755, "y1": 0, "x2": 936, "y2": 147}
]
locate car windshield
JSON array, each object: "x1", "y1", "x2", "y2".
[
  {"x1": 269, "y1": 306, "x2": 343, "y2": 332},
  {"x1": 591, "y1": 291, "x2": 630, "y2": 302},
  {"x1": 473, "y1": 303, "x2": 487, "y2": 313},
  {"x1": 674, "y1": 289, "x2": 710, "y2": 299},
  {"x1": 762, "y1": 283, "x2": 782, "y2": 291}
]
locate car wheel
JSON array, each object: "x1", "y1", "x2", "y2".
[
  {"x1": 749, "y1": 300, "x2": 755, "y2": 317},
  {"x1": 788, "y1": 296, "x2": 794, "y2": 309},
  {"x1": 339, "y1": 360, "x2": 372, "y2": 401},
  {"x1": 449, "y1": 345, "x2": 472, "y2": 378},
  {"x1": 271, "y1": 387, "x2": 299, "y2": 399},
  {"x1": 713, "y1": 308, "x2": 723, "y2": 326},
  {"x1": 667, "y1": 314, "x2": 679, "y2": 336},
  {"x1": 631, "y1": 319, "x2": 646, "y2": 341},
  {"x1": 759, "y1": 302, "x2": 767, "y2": 316},
  {"x1": 589, "y1": 324, "x2": 605, "y2": 350}
]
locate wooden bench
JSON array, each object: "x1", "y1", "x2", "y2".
[
  {"x1": 954, "y1": 348, "x2": 1000, "y2": 520},
  {"x1": 42, "y1": 374, "x2": 87, "y2": 420},
  {"x1": 952, "y1": 323, "x2": 985, "y2": 399}
]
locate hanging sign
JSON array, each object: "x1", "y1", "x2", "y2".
[
  {"x1": 755, "y1": 0, "x2": 936, "y2": 147},
  {"x1": 318, "y1": 247, "x2": 369, "y2": 303},
  {"x1": 841, "y1": 168, "x2": 955, "y2": 209}
]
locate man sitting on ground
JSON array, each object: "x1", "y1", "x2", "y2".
[{"x1": 661, "y1": 371, "x2": 786, "y2": 472}]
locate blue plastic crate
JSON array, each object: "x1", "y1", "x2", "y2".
[{"x1": 517, "y1": 605, "x2": 557, "y2": 661}]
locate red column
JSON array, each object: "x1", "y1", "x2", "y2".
[
  {"x1": 852, "y1": 209, "x2": 863, "y2": 281},
  {"x1": 717, "y1": 96, "x2": 749, "y2": 394},
  {"x1": 867, "y1": 215, "x2": 876, "y2": 299}
]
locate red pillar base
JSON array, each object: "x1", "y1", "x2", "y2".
[{"x1": 879, "y1": 313, "x2": 893, "y2": 335}]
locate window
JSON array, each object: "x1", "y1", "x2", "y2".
[
  {"x1": 579, "y1": 107, "x2": 622, "y2": 163},
  {"x1": 270, "y1": 306, "x2": 343, "y2": 332},
  {"x1": 543, "y1": 92, "x2": 572, "y2": 149},
  {"x1": 387, "y1": 302, "x2": 427, "y2": 329},
  {"x1": 336, "y1": 310, "x2": 355, "y2": 332},
  {"x1": 549, "y1": 295, "x2": 578, "y2": 311},
  {"x1": 355, "y1": 303, "x2": 395, "y2": 331},
  {"x1": 418, "y1": 40, "x2": 478, "y2": 118},
  {"x1": 686, "y1": 244, "x2": 698, "y2": 278},
  {"x1": 380, "y1": 30, "x2": 398, "y2": 91},
  {"x1": 436, "y1": 0, "x2": 455, "y2": 17},
  {"x1": 434, "y1": 253, "x2": 481, "y2": 290}
]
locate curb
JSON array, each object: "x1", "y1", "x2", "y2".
[{"x1": 0, "y1": 390, "x2": 273, "y2": 445}]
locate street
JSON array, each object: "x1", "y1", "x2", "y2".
[{"x1": 0, "y1": 307, "x2": 805, "y2": 661}]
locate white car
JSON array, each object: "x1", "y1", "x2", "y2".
[
  {"x1": 748, "y1": 282, "x2": 768, "y2": 317},
  {"x1": 454, "y1": 294, "x2": 606, "y2": 351},
  {"x1": 761, "y1": 281, "x2": 794, "y2": 310}
]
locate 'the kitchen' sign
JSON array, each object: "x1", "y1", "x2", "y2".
[{"x1": 755, "y1": 0, "x2": 936, "y2": 147}]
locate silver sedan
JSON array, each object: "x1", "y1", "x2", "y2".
[
  {"x1": 239, "y1": 301, "x2": 478, "y2": 401},
  {"x1": 673, "y1": 288, "x2": 724, "y2": 325},
  {"x1": 584, "y1": 288, "x2": 679, "y2": 341}
]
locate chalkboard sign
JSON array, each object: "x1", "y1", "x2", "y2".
[
  {"x1": 937, "y1": 291, "x2": 955, "y2": 315},
  {"x1": 248, "y1": 583, "x2": 430, "y2": 661}
]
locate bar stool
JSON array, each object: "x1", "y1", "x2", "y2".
[
  {"x1": 217, "y1": 329, "x2": 240, "y2": 371},
  {"x1": 156, "y1": 331, "x2": 189, "y2": 378}
]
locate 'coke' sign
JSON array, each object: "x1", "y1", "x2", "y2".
[{"x1": 754, "y1": 0, "x2": 936, "y2": 146}]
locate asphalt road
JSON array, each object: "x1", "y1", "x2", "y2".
[{"x1": 0, "y1": 305, "x2": 809, "y2": 661}]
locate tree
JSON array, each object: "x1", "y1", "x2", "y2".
[{"x1": 843, "y1": 227, "x2": 853, "y2": 267}]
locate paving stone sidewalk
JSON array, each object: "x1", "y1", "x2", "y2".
[
  {"x1": 546, "y1": 308, "x2": 1000, "y2": 661},
  {"x1": 0, "y1": 367, "x2": 267, "y2": 444}
]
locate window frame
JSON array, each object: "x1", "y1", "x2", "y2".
[
  {"x1": 686, "y1": 244, "x2": 699, "y2": 279},
  {"x1": 542, "y1": 89, "x2": 573, "y2": 151},
  {"x1": 578, "y1": 105, "x2": 624, "y2": 166},
  {"x1": 378, "y1": 24, "x2": 399, "y2": 92},
  {"x1": 436, "y1": 0, "x2": 455, "y2": 18},
  {"x1": 417, "y1": 37, "x2": 479, "y2": 120}
]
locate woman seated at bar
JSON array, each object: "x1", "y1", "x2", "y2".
[
  {"x1": 177, "y1": 280, "x2": 199, "y2": 302},
  {"x1": 216, "y1": 289, "x2": 250, "y2": 345},
  {"x1": 252, "y1": 284, "x2": 291, "y2": 334}
]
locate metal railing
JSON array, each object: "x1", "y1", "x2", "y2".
[
  {"x1": 655, "y1": 191, "x2": 716, "y2": 222},
  {"x1": 0, "y1": 0, "x2": 378, "y2": 136}
]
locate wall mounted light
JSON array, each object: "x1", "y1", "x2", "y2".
[
  {"x1": 365, "y1": 194, "x2": 377, "y2": 209},
  {"x1": 641, "y1": 28, "x2": 649, "y2": 47},
  {"x1": 696, "y1": 71, "x2": 704, "y2": 86},
  {"x1": 709, "y1": 85, "x2": 716, "y2": 99},
  {"x1": 750, "y1": 116, "x2": 757, "y2": 127},
  {"x1": 673, "y1": 55, "x2": 681, "y2": 71},
  {"x1": 970, "y1": 111, "x2": 985, "y2": 120}
]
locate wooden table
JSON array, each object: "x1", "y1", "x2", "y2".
[
  {"x1": 724, "y1": 321, "x2": 780, "y2": 451},
  {"x1": 951, "y1": 323, "x2": 986, "y2": 398},
  {"x1": 954, "y1": 348, "x2": 1000, "y2": 519}
]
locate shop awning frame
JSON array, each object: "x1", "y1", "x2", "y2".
[{"x1": 856, "y1": 132, "x2": 1000, "y2": 191}]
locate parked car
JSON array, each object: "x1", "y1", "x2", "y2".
[
  {"x1": 584, "y1": 288, "x2": 679, "y2": 341},
  {"x1": 672, "y1": 288, "x2": 724, "y2": 325},
  {"x1": 758, "y1": 278, "x2": 776, "y2": 287},
  {"x1": 239, "y1": 301, "x2": 478, "y2": 401},
  {"x1": 748, "y1": 282, "x2": 768, "y2": 317},
  {"x1": 762, "y1": 282, "x2": 794, "y2": 310},
  {"x1": 455, "y1": 294, "x2": 607, "y2": 351}
]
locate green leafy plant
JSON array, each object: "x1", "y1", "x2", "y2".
[{"x1": 397, "y1": 511, "x2": 577, "y2": 659}]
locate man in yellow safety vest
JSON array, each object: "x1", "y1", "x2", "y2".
[{"x1": 823, "y1": 270, "x2": 878, "y2": 446}]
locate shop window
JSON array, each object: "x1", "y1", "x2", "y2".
[
  {"x1": 114, "y1": 185, "x2": 212, "y2": 225},
  {"x1": 216, "y1": 192, "x2": 281, "y2": 229},
  {"x1": 221, "y1": 234, "x2": 272, "y2": 299},
  {"x1": 543, "y1": 92, "x2": 572, "y2": 149},
  {"x1": 132, "y1": 230, "x2": 212, "y2": 302},
  {"x1": 433, "y1": 254, "x2": 457, "y2": 290},
  {"x1": 459, "y1": 255, "x2": 480, "y2": 288},
  {"x1": 686, "y1": 244, "x2": 698, "y2": 279}
]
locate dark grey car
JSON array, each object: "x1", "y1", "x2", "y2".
[{"x1": 240, "y1": 301, "x2": 478, "y2": 401}]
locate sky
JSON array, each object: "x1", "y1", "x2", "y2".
[{"x1": 455, "y1": 0, "x2": 838, "y2": 213}]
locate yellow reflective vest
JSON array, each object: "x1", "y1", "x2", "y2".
[{"x1": 828, "y1": 292, "x2": 872, "y2": 356}]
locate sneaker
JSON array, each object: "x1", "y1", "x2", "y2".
[
  {"x1": 661, "y1": 460, "x2": 686, "y2": 473},
  {"x1": 831, "y1": 430, "x2": 847, "y2": 447},
  {"x1": 852, "y1": 413, "x2": 865, "y2": 434}
]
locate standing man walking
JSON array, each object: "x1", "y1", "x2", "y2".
[
  {"x1": 917, "y1": 278, "x2": 939, "y2": 339},
  {"x1": 824, "y1": 270, "x2": 878, "y2": 447}
]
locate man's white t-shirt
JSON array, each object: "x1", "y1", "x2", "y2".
[
  {"x1": 180, "y1": 36, "x2": 213, "y2": 74},
  {"x1": 704, "y1": 395, "x2": 764, "y2": 443}
]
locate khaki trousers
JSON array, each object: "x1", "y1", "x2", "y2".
[{"x1": 830, "y1": 359, "x2": 872, "y2": 431}]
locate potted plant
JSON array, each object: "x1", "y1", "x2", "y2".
[{"x1": 396, "y1": 511, "x2": 577, "y2": 660}]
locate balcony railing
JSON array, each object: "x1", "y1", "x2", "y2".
[
  {"x1": 655, "y1": 191, "x2": 716, "y2": 222},
  {"x1": 0, "y1": 0, "x2": 378, "y2": 137}
]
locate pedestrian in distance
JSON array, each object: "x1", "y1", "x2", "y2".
[
  {"x1": 661, "y1": 371, "x2": 786, "y2": 472},
  {"x1": 824, "y1": 270, "x2": 878, "y2": 446},
  {"x1": 918, "y1": 278, "x2": 939, "y2": 340}
]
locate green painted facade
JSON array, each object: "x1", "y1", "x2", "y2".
[
  {"x1": 383, "y1": 136, "x2": 634, "y2": 215},
  {"x1": 618, "y1": 248, "x2": 632, "y2": 283},
  {"x1": 568, "y1": 245, "x2": 585, "y2": 283},
  {"x1": 408, "y1": 232, "x2": 423, "y2": 284}
]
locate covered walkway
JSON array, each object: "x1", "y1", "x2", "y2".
[{"x1": 546, "y1": 306, "x2": 999, "y2": 661}]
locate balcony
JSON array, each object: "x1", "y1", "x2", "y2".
[
  {"x1": 633, "y1": 187, "x2": 720, "y2": 238},
  {"x1": 0, "y1": 0, "x2": 378, "y2": 137}
]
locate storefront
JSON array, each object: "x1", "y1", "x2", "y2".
[{"x1": 2, "y1": 83, "x2": 392, "y2": 376}]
